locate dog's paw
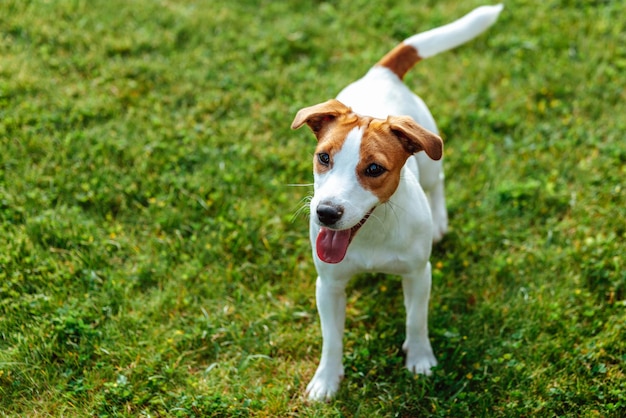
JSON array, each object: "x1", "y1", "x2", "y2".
[
  {"x1": 306, "y1": 366, "x2": 344, "y2": 402},
  {"x1": 403, "y1": 341, "x2": 437, "y2": 375}
]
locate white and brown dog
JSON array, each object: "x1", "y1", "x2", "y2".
[{"x1": 291, "y1": 5, "x2": 503, "y2": 401}]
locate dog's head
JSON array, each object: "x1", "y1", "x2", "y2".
[{"x1": 292, "y1": 99, "x2": 442, "y2": 264}]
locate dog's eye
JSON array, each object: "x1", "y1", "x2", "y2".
[
  {"x1": 365, "y1": 163, "x2": 386, "y2": 177},
  {"x1": 318, "y1": 153, "x2": 330, "y2": 166}
]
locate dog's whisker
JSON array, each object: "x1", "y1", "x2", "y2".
[
  {"x1": 293, "y1": 195, "x2": 312, "y2": 209},
  {"x1": 368, "y1": 210, "x2": 386, "y2": 228},
  {"x1": 381, "y1": 201, "x2": 402, "y2": 226},
  {"x1": 290, "y1": 195, "x2": 312, "y2": 223},
  {"x1": 286, "y1": 183, "x2": 314, "y2": 187}
]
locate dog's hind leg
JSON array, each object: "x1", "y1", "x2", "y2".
[
  {"x1": 416, "y1": 154, "x2": 448, "y2": 243},
  {"x1": 402, "y1": 262, "x2": 437, "y2": 375},
  {"x1": 429, "y1": 172, "x2": 448, "y2": 243}
]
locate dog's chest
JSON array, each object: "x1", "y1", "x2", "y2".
[{"x1": 337, "y1": 204, "x2": 430, "y2": 275}]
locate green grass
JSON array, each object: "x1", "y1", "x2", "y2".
[{"x1": 1, "y1": 0, "x2": 625, "y2": 416}]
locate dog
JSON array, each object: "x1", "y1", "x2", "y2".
[{"x1": 291, "y1": 4, "x2": 503, "y2": 401}]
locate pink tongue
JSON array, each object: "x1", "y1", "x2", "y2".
[{"x1": 316, "y1": 227, "x2": 351, "y2": 264}]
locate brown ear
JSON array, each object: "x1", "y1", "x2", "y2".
[
  {"x1": 291, "y1": 99, "x2": 352, "y2": 135},
  {"x1": 387, "y1": 116, "x2": 443, "y2": 160}
]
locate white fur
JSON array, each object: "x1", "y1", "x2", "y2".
[
  {"x1": 404, "y1": 4, "x2": 504, "y2": 58},
  {"x1": 303, "y1": 5, "x2": 503, "y2": 401}
]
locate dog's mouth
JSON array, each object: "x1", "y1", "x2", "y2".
[{"x1": 316, "y1": 209, "x2": 374, "y2": 264}]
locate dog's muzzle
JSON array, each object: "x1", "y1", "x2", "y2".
[{"x1": 315, "y1": 204, "x2": 374, "y2": 264}]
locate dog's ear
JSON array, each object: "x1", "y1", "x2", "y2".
[
  {"x1": 387, "y1": 116, "x2": 443, "y2": 161},
  {"x1": 291, "y1": 99, "x2": 352, "y2": 136}
]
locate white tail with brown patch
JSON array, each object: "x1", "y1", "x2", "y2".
[{"x1": 378, "y1": 4, "x2": 503, "y2": 79}]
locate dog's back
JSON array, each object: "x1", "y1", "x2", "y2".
[{"x1": 337, "y1": 4, "x2": 504, "y2": 129}]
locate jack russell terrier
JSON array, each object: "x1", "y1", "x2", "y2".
[{"x1": 291, "y1": 4, "x2": 503, "y2": 401}]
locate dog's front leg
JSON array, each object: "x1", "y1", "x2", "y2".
[
  {"x1": 402, "y1": 262, "x2": 437, "y2": 375},
  {"x1": 306, "y1": 276, "x2": 347, "y2": 401}
]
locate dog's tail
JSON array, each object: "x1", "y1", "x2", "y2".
[{"x1": 377, "y1": 4, "x2": 503, "y2": 80}]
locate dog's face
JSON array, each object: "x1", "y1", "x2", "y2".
[{"x1": 292, "y1": 100, "x2": 442, "y2": 263}]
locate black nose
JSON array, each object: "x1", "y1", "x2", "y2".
[{"x1": 317, "y1": 203, "x2": 344, "y2": 226}]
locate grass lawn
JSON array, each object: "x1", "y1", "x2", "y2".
[{"x1": 1, "y1": 0, "x2": 625, "y2": 416}]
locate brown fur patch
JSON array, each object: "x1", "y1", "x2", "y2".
[
  {"x1": 356, "y1": 120, "x2": 413, "y2": 202},
  {"x1": 386, "y1": 116, "x2": 443, "y2": 161},
  {"x1": 314, "y1": 114, "x2": 370, "y2": 174},
  {"x1": 291, "y1": 99, "x2": 354, "y2": 135},
  {"x1": 376, "y1": 42, "x2": 422, "y2": 80}
]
